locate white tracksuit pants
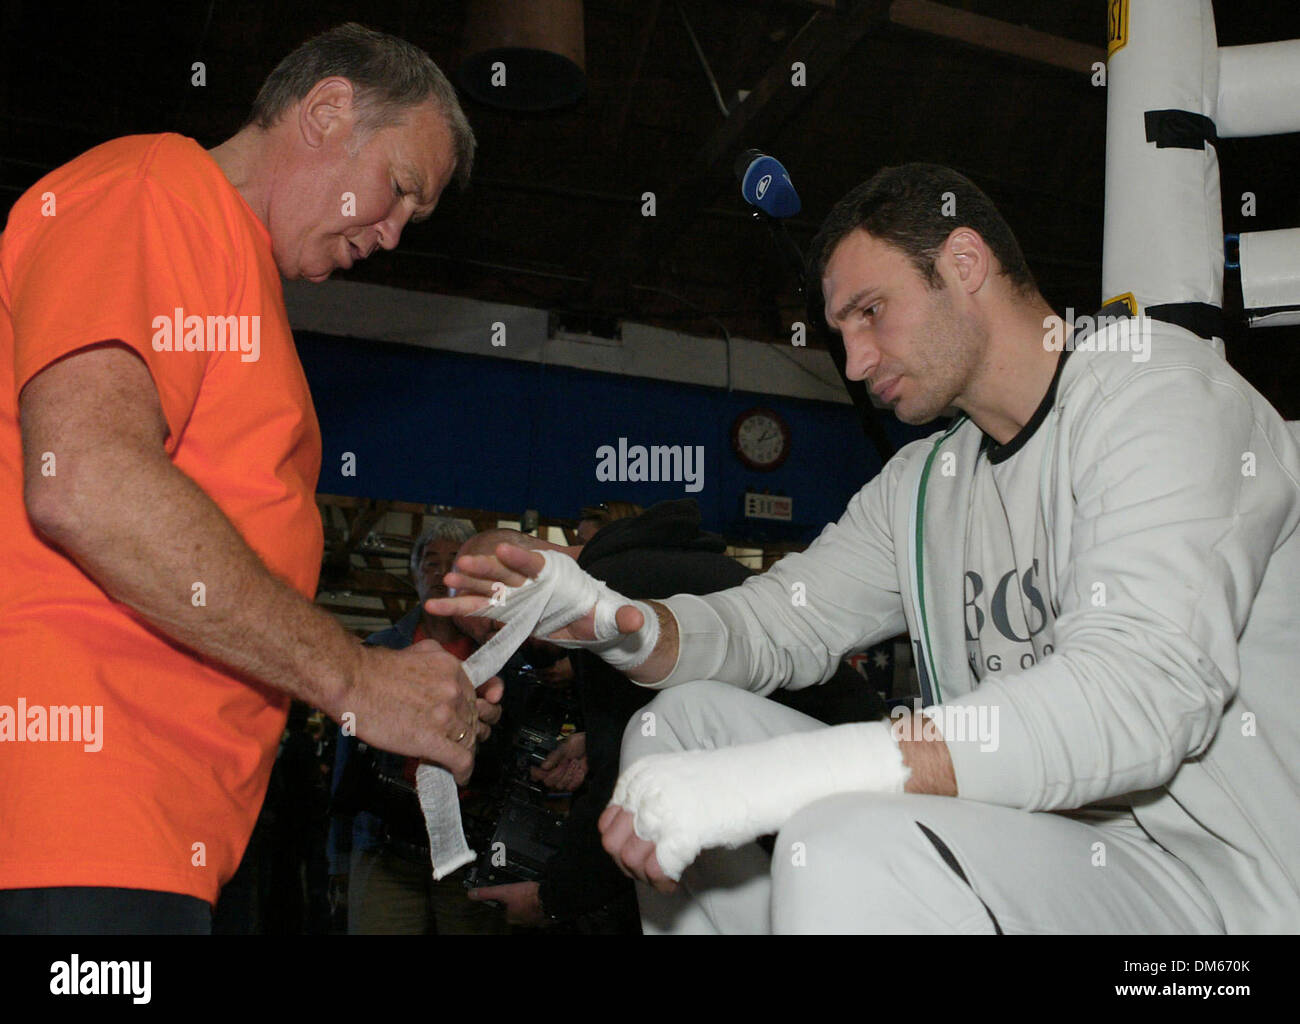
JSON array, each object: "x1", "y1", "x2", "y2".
[{"x1": 621, "y1": 681, "x2": 1226, "y2": 935}]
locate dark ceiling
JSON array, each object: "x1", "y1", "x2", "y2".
[{"x1": 4, "y1": 1, "x2": 1300, "y2": 412}]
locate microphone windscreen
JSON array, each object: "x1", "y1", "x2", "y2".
[{"x1": 740, "y1": 154, "x2": 801, "y2": 218}]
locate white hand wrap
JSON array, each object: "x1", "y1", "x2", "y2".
[
  {"x1": 468, "y1": 549, "x2": 659, "y2": 671},
  {"x1": 417, "y1": 550, "x2": 657, "y2": 878},
  {"x1": 415, "y1": 764, "x2": 476, "y2": 880},
  {"x1": 610, "y1": 721, "x2": 910, "y2": 880}
]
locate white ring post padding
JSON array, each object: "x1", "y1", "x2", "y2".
[
  {"x1": 1103, "y1": 0, "x2": 1224, "y2": 352},
  {"x1": 1240, "y1": 228, "x2": 1300, "y2": 328},
  {"x1": 1217, "y1": 40, "x2": 1300, "y2": 138}
]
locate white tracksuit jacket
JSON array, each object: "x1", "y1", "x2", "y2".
[{"x1": 658, "y1": 319, "x2": 1300, "y2": 934}]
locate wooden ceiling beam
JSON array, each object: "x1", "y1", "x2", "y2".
[{"x1": 888, "y1": 0, "x2": 1105, "y2": 74}]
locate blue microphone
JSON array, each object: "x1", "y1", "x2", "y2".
[{"x1": 736, "y1": 149, "x2": 801, "y2": 218}]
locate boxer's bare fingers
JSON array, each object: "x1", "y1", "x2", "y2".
[
  {"x1": 644, "y1": 849, "x2": 678, "y2": 895},
  {"x1": 601, "y1": 807, "x2": 662, "y2": 883},
  {"x1": 620, "y1": 832, "x2": 661, "y2": 884},
  {"x1": 423, "y1": 593, "x2": 491, "y2": 617},
  {"x1": 455, "y1": 553, "x2": 533, "y2": 588},
  {"x1": 441, "y1": 568, "x2": 499, "y2": 598},
  {"x1": 600, "y1": 805, "x2": 635, "y2": 847},
  {"x1": 600, "y1": 806, "x2": 638, "y2": 876},
  {"x1": 494, "y1": 543, "x2": 547, "y2": 579}
]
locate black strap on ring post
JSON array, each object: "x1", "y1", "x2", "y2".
[
  {"x1": 1135, "y1": 111, "x2": 1226, "y2": 341},
  {"x1": 1144, "y1": 109, "x2": 1218, "y2": 150},
  {"x1": 1145, "y1": 301, "x2": 1226, "y2": 341}
]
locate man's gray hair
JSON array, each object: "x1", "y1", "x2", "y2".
[
  {"x1": 248, "y1": 22, "x2": 476, "y2": 188},
  {"x1": 410, "y1": 516, "x2": 477, "y2": 580}
]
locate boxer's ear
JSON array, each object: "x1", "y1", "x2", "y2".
[{"x1": 943, "y1": 227, "x2": 990, "y2": 294}]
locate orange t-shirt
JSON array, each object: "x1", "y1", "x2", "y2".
[{"x1": 0, "y1": 134, "x2": 324, "y2": 904}]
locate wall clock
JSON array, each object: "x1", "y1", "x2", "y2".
[{"x1": 731, "y1": 407, "x2": 791, "y2": 471}]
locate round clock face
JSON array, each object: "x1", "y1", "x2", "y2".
[{"x1": 732, "y1": 408, "x2": 790, "y2": 471}]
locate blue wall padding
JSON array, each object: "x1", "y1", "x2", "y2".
[{"x1": 296, "y1": 331, "x2": 934, "y2": 543}]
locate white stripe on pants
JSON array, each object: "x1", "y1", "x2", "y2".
[{"x1": 623, "y1": 681, "x2": 1225, "y2": 935}]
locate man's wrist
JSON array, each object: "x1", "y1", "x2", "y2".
[
  {"x1": 316, "y1": 623, "x2": 366, "y2": 722},
  {"x1": 625, "y1": 600, "x2": 684, "y2": 686},
  {"x1": 891, "y1": 709, "x2": 958, "y2": 796}
]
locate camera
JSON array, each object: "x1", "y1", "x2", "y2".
[{"x1": 463, "y1": 676, "x2": 577, "y2": 888}]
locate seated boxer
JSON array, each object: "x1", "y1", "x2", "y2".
[{"x1": 430, "y1": 163, "x2": 1300, "y2": 935}]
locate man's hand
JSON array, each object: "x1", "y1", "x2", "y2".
[
  {"x1": 531, "y1": 732, "x2": 587, "y2": 791},
  {"x1": 467, "y1": 881, "x2": 545, "y2": 927},
  {"x1": 599, "y1": 722, "x2": 909, "y2": 886},
  {"x1": 427, "y1": 542, "x2": 682, "y2": 683},
  {"x1": 598, "y1": 804, "x2": 678, "y2": 895},
  {"x1": 340, "y1": 640, "x2": 503, "y2": 785},
  {"x1": 424, "y1": 543, "x2": 646, "y2": 643}
]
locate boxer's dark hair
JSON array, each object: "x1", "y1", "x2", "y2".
[
  {"x1": 808, "y1": 163, "x2": 1036, "y2": 297},
  {"x1": 248, "y1": 22, "x2": 475, "y2": 189}
]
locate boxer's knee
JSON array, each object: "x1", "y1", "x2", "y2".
[
  {"x1": 771, "y1": 793, "x2": 912, "y2": 904},
  {"x1": 619, "y1": 680, "x2": 751, "y2": 767},
  {"x1": 771, "y1": 793, "x2": 996, "y2": 934}
]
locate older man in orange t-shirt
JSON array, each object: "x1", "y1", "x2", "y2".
[{"x1": 0, "y1": 23, "x2": 502, "y2": 934}]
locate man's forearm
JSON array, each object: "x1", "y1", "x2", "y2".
[
  {"x1": 29, "y1": 441, "x2": 360, "y2": 715},
  {"x1": 20, "y1": 348, "x2": 360, "y2": 717},
  {"x1": 622, "y1": 600, "x2": 680, "y2": 686},
  {"x1": 18, "y1": 345, "x2": 486, "y2": 780}
]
